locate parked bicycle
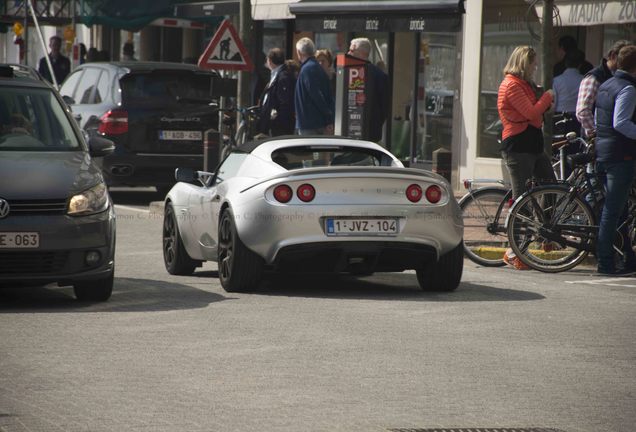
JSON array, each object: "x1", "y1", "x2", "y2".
[
  {"x1": 459, "y1": 132, "x2": 582, "y2": 267},
  {"x1": 220, "y1": 105, "x2": 261, "y2": 158},
  {"x1": 506, "y1": 135, "x2": 636, "y2": 273}
]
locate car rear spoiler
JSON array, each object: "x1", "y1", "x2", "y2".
[{"x1": 240, "y1": 166, "x2": 448, "y2": 193}]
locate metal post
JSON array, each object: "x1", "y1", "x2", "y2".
[
  {"x1": 23, "y1": 6, "x2": 28, "y2": 65},
  {"x1": 541, "y1": 0, "x2": 554, "y2": 155},
  {"x1": 238, "y1": 0, "x2": 253, "y2": 109},
  {"x1": 28, "y1": 0, "x2": 59, "y2": 89}
]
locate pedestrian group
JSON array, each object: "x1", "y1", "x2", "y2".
[{"x1": 498, "y1": 38, "x2": 636, "y2": 276}]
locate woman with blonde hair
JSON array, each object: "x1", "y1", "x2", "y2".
[{"x1": 498, "y1": 45, "x2": 555, "y2": 199}]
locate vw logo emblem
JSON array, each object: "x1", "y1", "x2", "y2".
[{"x1": 0, "y1": 198, "x2": 10, "y2": 219}]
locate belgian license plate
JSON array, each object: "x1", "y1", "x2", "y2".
[
  {"x1": 325, "y1": 218, "x2": 398, "y2": 236},
  {"x1": 0, "y1": 232, "x2": 39, "y2": 248},
  {"x1": 158, "y1": 130, "x2": 202, "y2": 141}
]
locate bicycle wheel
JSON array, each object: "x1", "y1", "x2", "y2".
[
  {"x1": 507, "y1": 185, "x2": 596, "y2": 272},
  {"x1": 459, "y1": 187, "x2": 510, "y2": 267}
]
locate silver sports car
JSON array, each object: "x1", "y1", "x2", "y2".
[{"x1": 162, "y1": 137, "x2": 463, "y2": 292}]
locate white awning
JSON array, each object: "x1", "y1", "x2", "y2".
[
  {"x1": 535, "y1": 1, "x2": 636, "y2": 26},
  {"x1": 251, "y1": 0, "x2": 300, "y2": 20}
]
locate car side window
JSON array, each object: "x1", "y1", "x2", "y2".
[
  {"x1": 59, "y1": 70, "x2": 83, "y2": 102},
  {"x1": 73, "y1": 67, "x2": 101, "y2": 104},
  {"x1": 214, "y1": 153, "x2": 248, "y2": 185},
  {"x1": 95, "y1": 70, "x2": 110, "y2": 104}
]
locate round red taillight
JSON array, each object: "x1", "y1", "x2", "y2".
[
  {"x1": 296, "y1": 183, "x2": 315, "y2": 202},
  {"x1": 425, "y1": 185, "x2": 442, "y2": 203},
  {"x1": 273, "y1": 184, "x2": 293, "y2": 203},
  {"x1": 406, "y1": 184, "x2": 422, "y2": 203}
]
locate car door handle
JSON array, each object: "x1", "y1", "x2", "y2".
[{"x1": 211, "y1": 195, "x2": 221, "y2": 202}]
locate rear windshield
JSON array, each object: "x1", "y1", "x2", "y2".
[
  {"x1": 121, "y1": 72, "x2": 214, "y2": 106},
  {"x1": 271, "y1": 146, "x2": 388, "y2": 169},
  {"x1": 0, "y1": 86, "x2": 81, "y2": 151}
]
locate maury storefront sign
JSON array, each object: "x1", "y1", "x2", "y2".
[{"x1": 536, "y1": 1, "x2": 636, "y2": 26}]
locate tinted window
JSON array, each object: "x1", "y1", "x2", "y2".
[
  {"x1": 121, "y1": 72, "x2": 213, "y2": 106},
  {"x1": 271, "y1": 146, "x2": 385, "y2": 169},
  {"x1": 0, "y1": 87, "x2": 81, "y2": 151},
  {"x1": 59, "y1": 69, "x2": 83, "y2": 101},
  {"x1": 74, "y1": 67, "x2": 101, "y2": 104}
]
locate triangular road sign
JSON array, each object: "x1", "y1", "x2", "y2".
[{"x1": 198, "y1": 19, "x2": 254, "y2": 72}]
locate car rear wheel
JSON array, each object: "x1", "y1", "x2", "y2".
[
  {"x1": 218, "y1": 209, "x2": 264, "y2": 292},
  {"x1": 163, "y1": 203, "x2": 200, "y2": 275},
  {"x1": 73, "y1": 270, "x2": 114, "y2": 302},
  {"x1": 416, "y1": 242, "x2": 463, "y2": 291}
]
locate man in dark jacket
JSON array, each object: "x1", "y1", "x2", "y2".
[
  {"x1": 258, "y1": 48, "x2": 296, "y2": 136},
  {"x1": 294, "y1": 37, "x2": 334, "y2": 135},
  {"x1": 348, "y1": 37, "x2": 389, "y2": 143},
  {"x1": 553, "y1": 35, "x2": 593, "y2": 77},
  {"x1": 38, "y1": 35, "x2": 70, "y2": 86},
  {"x1": 594, "y1": 45, "x2": 636, "y2": 275}
]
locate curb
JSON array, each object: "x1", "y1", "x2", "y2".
[{"x1": 468, "y1": 246, "x2": 597, "y2": 266}]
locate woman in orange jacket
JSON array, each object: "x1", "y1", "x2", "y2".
[{"x1": 498, "y1": 46, "x2": 555, "y2": 199}]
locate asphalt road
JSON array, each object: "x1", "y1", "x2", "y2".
[{"x1": 1, "y1": 188, "x2": 635, "y2": 432}]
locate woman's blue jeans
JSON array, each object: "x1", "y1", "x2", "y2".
[{"x1": 595, "y1": 160, "x2": 636, "y2": 272}]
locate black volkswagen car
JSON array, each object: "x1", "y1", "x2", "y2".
[
  {"x1": 60, "y1": 62, "x2": 221, "y2": 194},
  {"x1": 0, "y1": 64, "x2": 116, "y2": 301}
]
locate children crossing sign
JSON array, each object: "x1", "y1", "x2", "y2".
[{"x1": 198, "y1": 19, "x2": 254, "y2": 72}]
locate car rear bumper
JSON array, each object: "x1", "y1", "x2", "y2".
[
  {"x1": 0, "y1": 208, "x2": 115, "y2": 286},
  {"x1": 100, "y1": 152, "x2": 204, "y2": 188},
  {"x1": 271, "y1": 241, "x2": 438, "y2": 273},
  {"x1": 233, "y1": 200, "x2": 464, "y2": 266}
]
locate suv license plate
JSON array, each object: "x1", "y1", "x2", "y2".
[
  {"x1": 0, "y1": 232, "x2": 39, "y2": 248},
  {"x1": 325, "y1": 218, "x2": 398, "y2": 236},
  {"x1": 159, "y1": 130, "x2": 202, "y2": 141}
]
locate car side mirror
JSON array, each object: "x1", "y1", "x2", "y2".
[
  {"x1": 175, "y1": 168, "x2": 198, "y2": 183},
  {"x1": 88, "y1": 136, "x2": 115, "y2": 157},
  {"x1": 62, "y1": 95, "x2": 75, "y2": 105}
]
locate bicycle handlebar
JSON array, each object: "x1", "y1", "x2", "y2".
[{"x1": 552, "y1": 132, "x2": 588, "y2": 150}]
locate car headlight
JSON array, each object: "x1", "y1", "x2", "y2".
[{"x1": 68, "y1": 183, "x2": 110, "y2": 216}]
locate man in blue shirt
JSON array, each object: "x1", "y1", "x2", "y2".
[
  {"x1": 294, "y1": 37, "x2": 334, "y2": 135},
  {"x1": 594, "y1": 44, "x2": 636, "y2": 275}
]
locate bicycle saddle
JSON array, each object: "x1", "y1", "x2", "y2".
[{"x1": 566, "y1": 152, "x2": 594, "y2": 168}]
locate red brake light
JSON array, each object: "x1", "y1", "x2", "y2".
[
  {"x1": 98, "y1": 109, "x2": 128, "y2": 135},
  {"x1": 273, "y1": 184, "x2": 293, "y2": 203},
  {"x1": 406, "y1": 184, "x2": 422, "y2": 203},
  {"x1": 425, "y1": 185, "x2": 442, "y2": 203},
  {"x1": 296, "y1": 184, "x2": 315, "y2": 202}
]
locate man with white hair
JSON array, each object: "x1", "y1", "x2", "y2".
[
  {"x1": 294, "y1": 37, "x2": 334, "y2": 135},
  {"x1": 348, "y1": 37, "x2": 389, "y2": 142}
]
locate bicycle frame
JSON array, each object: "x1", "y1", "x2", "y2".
[{"x1": 462, "y1": 179, "x2": 512, "y2": 235}]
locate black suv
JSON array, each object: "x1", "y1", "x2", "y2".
[
  {"x1": 60, "y1": 62, "x2": 221, "y2": 193},
  {"x1": 0, "y1": 64, "x2": 116, "y2": 301}
]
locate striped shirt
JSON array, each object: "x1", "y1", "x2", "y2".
[{"x1": 576, "y1": 74, "x2": 600, "y2": 136}]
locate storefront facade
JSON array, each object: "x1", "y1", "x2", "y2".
[
  {"x1": 289, "y1": 0, "x2": 465, "y2": 185},
  {"x1": 462, "y1": 0, "x2": 636, "y2": 189}
]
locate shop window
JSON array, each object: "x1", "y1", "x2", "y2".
[
  {"x1": 416, "y1": 32, "x2": 459, "y2": 166},
  {"x1": 603, "y1": 23, "x2": 636, "y2": 54},
  {"x1": 477, "y1": 0, "x2": 541, "y2": 158}
]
